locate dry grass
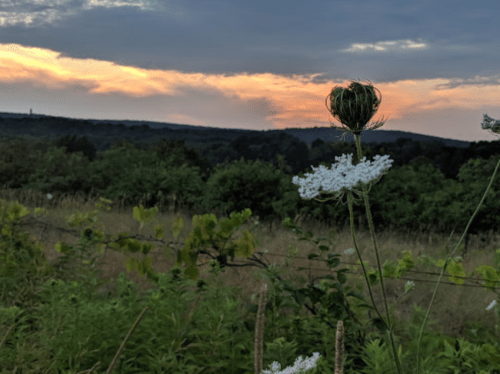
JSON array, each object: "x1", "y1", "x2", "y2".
[
  {"x1": 335, "y1": 320, "x2": 344, "y2": 374},
  {"x1": 254, "y1": 283, "x2": 267, "y2": 374},
  {"x1": 1, "y1": 186, "x2": 500, "y2": 345}
]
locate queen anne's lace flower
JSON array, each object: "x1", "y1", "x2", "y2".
[
  {"x1": 261, "y1": 352, "x2": 321, "y2": 374},
  {"x1": 486, "y1": 300, "x2": 497, "y2": 311},
  {"x1": 291, "y1": 153, "x2": 394, "y2": 200}
]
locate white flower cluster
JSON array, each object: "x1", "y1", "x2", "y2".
[
  {"x1": 486, "y1": 300, "x2": 497, "y2": 311},
  {"x1": 261, "y1": 352, "x2": 321, "y2": 374},
  {"x1": 344, "y1": 248, "x2": 355, "y2": 255},
  {"x1": 292, "y1": 153, "x2": 394, "y2": 200}
]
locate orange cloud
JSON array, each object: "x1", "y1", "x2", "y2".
[{"x1": 2, "y1": 43, "x2": 499, "y2": 132}]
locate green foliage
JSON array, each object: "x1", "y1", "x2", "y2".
[
  {"x1": 411, "y1": 154, "x2": 500, "y2": 255},
  {"x1": 454, "y1": 154, "x2": 500, "y2": 233},
  {"x1": 3, "y1": 126, "x2": 500, "y2": 242},
  {"x1": 146, "y1": 139, "x2": 214, "y2": 183},
  {"x1": 51, "y1": 134, "x2": 97, "y2": 162},
  {"x1": 71, "y1": 139, "x2": 207, "y2": 211},
  {"x1": 345, "y1": 239, "x2": 500, "y2": 291},
  {"x1": 0, "y1": 197, "x2": 265, "y2": 372},
  {"x1": 200, "y1": 157, "x2": 301, "y2": 227},
  {"x1": 2, "y1": 192, "x2": 500, "y2": 372},
  {"x1": 368, "y1": 155, "x2": 449, "y2": 233},
  {"x1": 176, "y1": 209, "x2": 256, "y2": 280},
  {"x1": 0, "y1": 198, "x2": 63, "y2": 358},
  {"x1": 85, "y1": 141, "x2": 166, "y2": 203},
  {"x1": 20, "y1": 145, "x2": 95, "y2": 197},
  {"x1": 228, "y1": 132, "x2": 310, "y2": 175},
  {"x1": 279, "y1": 217, "x2": 500, "y2": 373},
  {"x1": 0, "y1": 136, "x2": 49, "y2": 190},
  {"x1": 47, "y1": 194, "x2": 261, "y2": 284},
  {"x1": 1, "y1": 135, "x2": 213, "y2": 213},
  {"x1": 0, "y1": 199, "x2": 57, "y2": 305}
]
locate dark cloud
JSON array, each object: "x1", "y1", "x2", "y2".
[{"x1": 1, "y1": 0, "x2": 499, "y2": 141}]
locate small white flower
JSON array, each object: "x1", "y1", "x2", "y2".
[
  {"x1": 486, "y1": 300, "x2": 497, "y2": 311},
  {"x1": 261, "y1": 352, "x2": 321, "y2": 374},
  {"x1": 47, "y1": 193, "x2": 53, "y2": 200},
  {"x1": 404, "y1": 281, "x2": 415, "y2": 293},
  {"x1": 344, "y1": 248, "x2": 355, "y2": 255},
  {"x1": 292, "y1": 154, "x2": 393, "y2": 200}
]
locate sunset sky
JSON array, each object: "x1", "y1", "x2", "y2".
[{"x1": 1, "y1": 0, "x2": 500, "y2": 142}]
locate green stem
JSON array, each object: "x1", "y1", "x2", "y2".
[{"x1": 352, "y1": 133, "x2": 405, "y2": 374}]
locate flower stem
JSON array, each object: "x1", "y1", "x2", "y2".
[{"x1": 351, "y1": 133, "x2": 405, "y2": 374}]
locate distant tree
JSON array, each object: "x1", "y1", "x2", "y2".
[
  {"x1": 146, "y1": 139, "x2": 214, "y2": 183},
  {"x1": 452, "y1": 154, "x2": 500, "y2": 253},
  {"x1": 275, "y1": 153, "x2": 292, "y2": 174},
  {"x1": 129, "y1": 124, "x2": 150, "y2": 132},
  {"x1": 109, "y1": 137, "x2": 145, "y2": 151},
  {"x1": 368, "y1": 155, "x2": 449, "y2": 234},
  {"x1": 86, "y1": 140, "x2": 207, "y2": 212},
  {"x1": 311, "y1": 138, "x2": 325, "y2": 148},
  {"x1": 309, "y1": 139, "x2": 378, "y2": 169},
  {"x1": 277, "y1": 133, "x2": 310, "y2": 175},
  {"x1": 419, "y1": 140, "x2": 445, "y2": 160},
  {"x1": 0, "y1": 136, "x2": 47, "y2": 190},
  {"x1": 21, "y1": 145, "x2": 94, "y2": 198},
  {"x1": 201, "y1": 157, "x2": 301, "y2": 229},
  {"x1": 199, "y1": 142, "x2": 240, "y2": 171},
  {"x1": 229, "y1": 135, "x2": 258, "y2": 161},
  {"x1": 51, "y1": 134, "x2": 97, "y2": 162}
]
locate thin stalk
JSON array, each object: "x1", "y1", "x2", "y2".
[
  {"x1": 255, "y1": 283, "x2": 267, "y2": 374},
  {"x1": 353, "y1": 133, "x2": 405, "y2": 374},
  {"x1": 335, "y1": 320, "x2": 344, "y2": 374}
]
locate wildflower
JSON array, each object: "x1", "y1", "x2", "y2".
[
  {"x1": 261, "y1": 352, "x2": 321, "y2": 374},
  {"x1": 291, "y1": 153, "x2": 393, "y2": 205},
  {"x1": 344, "y1": 248, "x2": 355, "y2": 255},
  {"x1": 486, "y1": 300, "x2": 497, "y2": 311},
  {"x1": 404, "y1": 281, "x2": 415, "y2": 293}
]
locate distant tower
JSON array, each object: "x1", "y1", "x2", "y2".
[{"x1": 30, "y1": 108, "x2": 32, "y2": 115}]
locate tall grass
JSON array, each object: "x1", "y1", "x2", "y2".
[{"x1": 1, "y1": 176, "x2": 500, "y2": 372}]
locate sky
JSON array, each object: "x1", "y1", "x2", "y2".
[{"x1": 1, "y1": 0, "x2": 500, "y2": 143}]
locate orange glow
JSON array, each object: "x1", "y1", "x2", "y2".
[{"x1": 2, "y1": 43, "x2": 500, "y2": 134}]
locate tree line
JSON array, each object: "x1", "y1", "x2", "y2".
[{"x1": 1, "y1": 128, "x2": 500, "y2": 255}]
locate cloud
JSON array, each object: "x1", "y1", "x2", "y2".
[{"x1": 0, "y1": 0, "x2": 499, "y2": 141}]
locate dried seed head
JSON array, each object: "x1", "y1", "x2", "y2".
[
  {"x1": 325, "y1": 80, "x2": 390, "y2": 140},
  {"x1": 335, "y1": 320, "x2": 345, "y2": 374}
]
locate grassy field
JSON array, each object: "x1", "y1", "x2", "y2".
[{"x1": 1, "y1": 186, "x2": 500, "y2": 373}]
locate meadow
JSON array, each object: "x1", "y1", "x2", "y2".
[
  {"x1": 1, "y1": 185, "x2": 500, "y2": 373},
  {"x1": 3, "y1": 78, "x2": 500, "y2": 372}
]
